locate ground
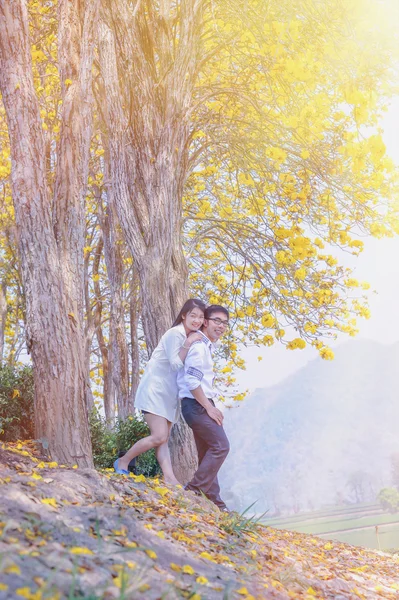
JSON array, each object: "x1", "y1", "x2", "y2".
[{"x1": 0, "y1": 442, "x2": 398, "y2": 599}]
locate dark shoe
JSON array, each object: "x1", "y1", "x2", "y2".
[{"x1": 184, "y1": 484, "x2": 202, "y2": 496}]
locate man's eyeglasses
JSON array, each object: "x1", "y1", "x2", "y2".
[{"x1": 208, "y1": 317, "x2": 229, "y2": 328}]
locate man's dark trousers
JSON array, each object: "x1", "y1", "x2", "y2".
[{"x1": 181, "y1": 397, "x2": 230, "y2": 510}]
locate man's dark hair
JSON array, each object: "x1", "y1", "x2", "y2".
[{"x1": 204, "y1": 305, "x2": 229, "y2": 320}]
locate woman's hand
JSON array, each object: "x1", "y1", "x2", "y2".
[{"x1": 185, "y1": 332, "x2": 203, "y2": 346}]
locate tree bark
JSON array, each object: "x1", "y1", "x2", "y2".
[{"x1": 0, "y1": 0, "x2": 98, "y2": 466}]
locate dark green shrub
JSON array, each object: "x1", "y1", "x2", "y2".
[
  {"x1": 88, "y1": 409, "x2": 117, "y2": 469},
  {"x1": 88, "y1": 410, "x2": 161, "y2": 477},
  {"x1": 0, "y1": 365, "x2": 161, "y2": 478},
  {"x1": 0, "y1": 364, "x2": 34, "y2": 441}
]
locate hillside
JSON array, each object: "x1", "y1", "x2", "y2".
[
  {"x1": 1, "y1": 441, "x2": 399, "y2": 599},
  {"x1": 220, "y1": 340, "x2": 399, "y2": 514}
]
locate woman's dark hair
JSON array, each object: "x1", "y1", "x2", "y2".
[
  {"x1": 204, "y1": 305, "x2": 229, "y2": 320},
  {"x1": 172, "y1": 299, "x2": 206, "y2": 327}
]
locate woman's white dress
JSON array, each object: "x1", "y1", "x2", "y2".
[{"x1": 134, "y1": 323, "x2": 186, "y2": 424}]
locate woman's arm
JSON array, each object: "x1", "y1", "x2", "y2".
[
  {"x1": 163, "y1": 329, "x2": 202, "y2": 371},
  {"x1": 178, "y1": 332, "x2": 203, "y2": 363}
]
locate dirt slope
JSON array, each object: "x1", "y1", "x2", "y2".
[{"x1": 0, "y1": 442, "x2": 398, "y2": 599}]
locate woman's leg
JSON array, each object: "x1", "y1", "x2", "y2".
[
  {"x1": 117, "y1": 413, "x2": 169, "y2": 472},
  {"x1": 155, "y1": 421, "x2": 180, "y2": 485}
]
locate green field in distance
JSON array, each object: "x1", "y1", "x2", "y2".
[{"x1": 263, "y1": 503, "x2": 399, "y2": 551}]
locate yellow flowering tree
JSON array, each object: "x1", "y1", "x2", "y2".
[
  {"x1": 184, "y1": 0, "x2": 399, "y2": 367},
  {"x1": 0, "y1": 0, "x2": 398, "y2": 479}
]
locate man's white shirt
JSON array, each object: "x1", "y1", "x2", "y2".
[{"x1": 177, "y1": 332, "x2": 216, "y2": 399}]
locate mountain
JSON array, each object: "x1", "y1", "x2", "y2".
[{"x1": 219, "y1": 339, "x2": 399, "y2": 514}]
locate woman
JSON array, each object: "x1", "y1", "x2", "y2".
[{"x1": 114, "y1": 298, "x2": 206, "y2": 484}]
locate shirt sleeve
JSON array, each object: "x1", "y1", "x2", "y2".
[
  {"x1": 162, "y1": 327, "x2": 185, "y2": 372},
  {"x1": 184, "y1": 341, "x2": 206, "y2": 391}
]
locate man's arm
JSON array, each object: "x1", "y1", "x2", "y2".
[
  {"x1": 185, "y1": 343, "x2": 224, "y2": 426},
  {"x1": 191, "y1": 385, "x2": 224, "y2": 426}
]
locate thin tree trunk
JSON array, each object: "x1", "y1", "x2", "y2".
[
  {"x1": 129, "y1": 269, "x2": 140, "y2": 408},
  {"x1": 6, "y1": 293, "x2": 20, "y2": 366},
  {"x1": 83, "y1": 232, "x2": 96, "y2": 415},
  {"x1": 0, "y1": 282, "x2": 7, "y2": 363},
  {"x1": 0, "y1": 0, "x2": 98, "y2": 466},
  {"x1": 92, "y1": 235, "x2": 115, "y2": 424},
  {"x1": 99, "y1": 155, "x2": 131, "y2": 420}
]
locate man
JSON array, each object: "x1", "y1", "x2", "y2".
[{"x1": 177, "y1": 304, "x2": 230, "y2": 511}]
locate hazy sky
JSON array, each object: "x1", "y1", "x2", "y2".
[{"x1": 236, "y1": 98, "x2": 399, "y2": 392}]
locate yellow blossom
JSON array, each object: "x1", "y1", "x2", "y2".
[
  {"x1": 261, "y1": 313, "x2": 275, "y2": 328},
  {"x1": 287, "y1": 338, "x2": 306, "y2": 350}
]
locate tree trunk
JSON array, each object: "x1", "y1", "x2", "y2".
[
  {"x1": 54, "y1": 0, "x2": 99, "y2": 322},
  {"x1": 98, "y1": 2, "x2": 205, "y2": 481},
  {"x1": 0, "y1": 282, "x2": 7, "y2": 363},
  {"x1": 100, "y1": 153, "x2": 132, "y2": 420},
  {"x1": 83, "y1": 236, "x2": 96, "y2": 415},
  {"x1": 54, "y1": 0, "x2": 100, "y2": 416},
  {"x1": 0, "y1": 0, "x2": 98, "y2": 466},
  {"x1": 129, "y1": 269, "x2": 140, "y2": 407},
  {"x1": 92, "y1": 235, "x2": 116, "y2": 425}
]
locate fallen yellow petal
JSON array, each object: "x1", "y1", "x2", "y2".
[
  {"x1": 69, "y1": 547, "x2": 94, "y2": 555},
  {"x1": 199, "y1": 551, "x2": 215, "y2": 561},
  {"x1": 154, "y1": 486, "x2": 169, "y2": 497},
  {"x1": 182, "y1": 564, "x2": 195, "y2": 575},
  {"x1": 41, "y1": 498, "x2": 58, "y2": 508},
  {"x1": 156, "y1": 530, "x2": 165, "y2": 539},
  {"x1": 4, "y1": 563, "x2": 21, "y2": 575}
]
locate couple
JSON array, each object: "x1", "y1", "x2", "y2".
[{"x1": 114, "y1": 299, "x2": 230, "y2": 511}]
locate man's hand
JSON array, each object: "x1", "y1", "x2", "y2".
[{"x1": 206, "y1": 405, "x2": 224, "y2": 426}]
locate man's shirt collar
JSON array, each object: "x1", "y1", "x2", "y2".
[{"x1": 198, "y1": 330, "x2": 218, "y2": 352}]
